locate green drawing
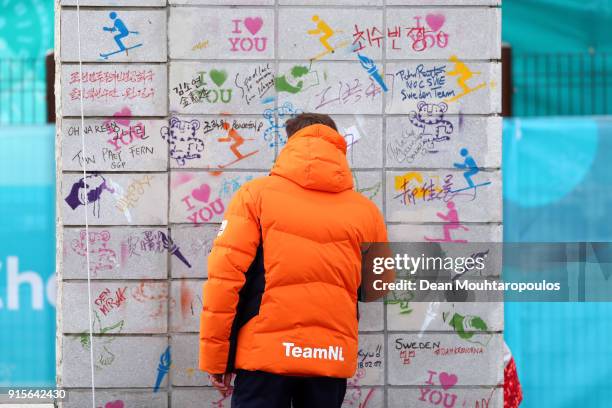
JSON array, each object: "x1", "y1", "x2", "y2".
[
  {"x1": 209, "y1": 69, "x2": 228, "y2": 87},
  {"x1": 444, "y1": 312, "x2": 492, "y2": 346},
  {"x1": 275, "y1": 65, "x2": 310, "y2": 94},
  {"x1": 353, "y1": 171, "x2": 381, "y2": 200}
]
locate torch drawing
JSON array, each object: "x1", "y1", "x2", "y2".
[
  {"x1": 154, "y1": 345, "x2": 171, "y2": 392},
  {"x1": 160, "y1": 231, "x2": 192, "y2": 268},
  {"x1": 357, "y1": 53, "x2": 388, "y2": 92}
]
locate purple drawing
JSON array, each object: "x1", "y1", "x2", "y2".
[
  {"x1": 64, "y1": 174, "x2": 113, "y2": 218},
  {"x1": 160, "y1": 231, "x2": 192, "y2": 268}
]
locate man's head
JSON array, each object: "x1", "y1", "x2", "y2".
[{"x1": 285, "y1": 113, "x2": 337, "y2": 138}]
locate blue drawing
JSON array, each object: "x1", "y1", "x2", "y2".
[
  {"x1": 154, "y1": 346, "x2": 171, "y2": 393},
  {"x1": 99, "y1": 11, "x2": 142, "y2": 60},
  {"x1": 262, "y1": 102, "x2": 302, "y2": 148},
  {"x1": 451, "y1": 148, "x2": 491, "y2": 192},
  {"x1": 357, "y1": 53, "x2": 388, "y2": 92}
]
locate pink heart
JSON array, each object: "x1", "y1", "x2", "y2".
[
  {"x1": 105, "y1": 401, "x2": 124, "y2": 408},
  {"x1": 244, "y1": 17, "x2": 263, "y2": 36},
  {"x1": 192, "y1": 184, "x2": 211, "y2": 203},
  {"x1": 113, "y1": 107, "x2": 132, "y2": 127},
  {"x1": 425, "y1": 13, "x2": 446, "y2": 32},
  {"x1": 439, "y1": 372, "x2": 457, "y2": 390}
]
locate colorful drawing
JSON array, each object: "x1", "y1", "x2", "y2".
[
  {"x1": 217, "y1": 122, "x2": 259, "y2": 168},
  {"x1": 154, "y1": 346, "x2": 171, "y2": 392},
  {"x1": 275, "y1": 64, "x2": 320, "y2": 94},
  {"x1": 99, "y1": 12, "x2": 142, "y2": 60},
  {"x1": 307, "y1": 15, "x2": 352, "y2": 60},
  {"x1": 159, "y1": 231, "x2": 191, "y2": 268},
  {"x1": 71, "y1": 230, "x2": 117, "y2": 275},
  {"x1": 262, "y1": 102, "x2": 301, "y2": 148},
  {"x1": 444, "y1": 55, "x2": 487, "y2": 103},
  {"x1": 229, "y1": 17, "x2": 267, "y2": 52},
  {"x1": 407, "y1": 14, "x2": 449, "y2": 52},
  {"x1": 308, "y1": 15, "x2": 335, "y2": 52},
  {"x1": 424, "y1": 201, "x2": 469, "y2": 243},
  {"x1": 408, "y1": 101, "x2": 453, "y2": 150},
  {"x1": 357, "y1": 53, "x2": 387, "y2": 92},
  {"x1": 160, "y1": 117, "x2": 205, "y2": 166},
  {"x1": 451, "y1": 148, "x2": 492, "y2": 193},
  {"x1": 65, "y1": 174, "x2": 113, "y2": 218}
]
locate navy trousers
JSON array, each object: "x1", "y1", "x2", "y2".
[{"x1": 231, "y1": 370, "x2": 347, "y2": 408}]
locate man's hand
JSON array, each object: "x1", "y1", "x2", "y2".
[{"x1": 209, "y1": 373, "x2": 233, "y2": 397}]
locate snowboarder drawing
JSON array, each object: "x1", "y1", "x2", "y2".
[
  {"x1": 451, "y1": 147, "x2": 491, "y2": 193},
  {"x1": 424, "y1": 201, "x2": 469, "y2": 243},
  {"x1": 100, "y1": 12, "x2": 142, "y2": 60}
]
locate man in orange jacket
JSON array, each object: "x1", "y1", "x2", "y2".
[{"x1": 199, "y1": 113, "x2": 389, "y2": 407}]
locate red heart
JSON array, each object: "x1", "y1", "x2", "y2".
[
  {"x1": 439, "y1": 372, "x2": 458, "y2": 390},
  {"x1": 113, "y1": 107, "x2": 132, "y2": 127},
  {"x1": 105, "y1": 401, "x2": 124, "y2": 408},
  {"x1": 192, "y1": 184, "x2": 211, "y2": 203}
]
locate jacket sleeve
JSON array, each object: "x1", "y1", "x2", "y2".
[
  {"x1": 360, "y1": 205, "x2": 395, "y2": 302},
  {"x1": 199, "y1": 184, "x2": 260, "y2": 374}
]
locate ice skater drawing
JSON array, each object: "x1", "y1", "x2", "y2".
[
  {"x1": 99, "y1": 12, "x2": 142, "y2": 60},
  {"x1": 451, "y1": 148, "x2": 491, "y2": 193},
  {"x1": 424, "y1": 201, "x2": 469, "y2": 243}
]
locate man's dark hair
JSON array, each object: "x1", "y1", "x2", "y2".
[{"x1": 285, "y1": 113, "x2": 338, "y2": 138}]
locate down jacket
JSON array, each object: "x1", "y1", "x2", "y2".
[{"x1": 199, "y1": 123, "x2": 387, "y2": 378}]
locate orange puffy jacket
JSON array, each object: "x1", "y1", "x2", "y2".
[{"x1": 199, "y1": 124, "x2": 387, "y2": 378}]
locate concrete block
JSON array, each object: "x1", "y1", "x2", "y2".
[
  {"x1": 358, "y1": 302, "x2": 383, "y2": 332},
  {"x1": 169, "y1": 171, "x2": 266, "y2": 224},
  {"x1": 388, "y1": 223, "x2": 502, "y2": 243},
  {"x1": 335, "y1": 116, "x2": 383, "y2": 169},
  {"x1": 170, "y1": 225, "x2": 218, "y2": 278},
  {"x1": 169, "y1": 8, "x2": 274, "y2": 60},
  {"x1": 164, "y1": 116, "x2": 275, "y2": 169},
  {"x1": 63, "y1": 390, "x2": 168, "y2": 408},
  {"x1": 388, "y1": 0, "x2": 499, "y2": 4},
  {"x1": 282, "y1": 0, "x2": 381, "y2": 4},
  {"x1": 61, "y1": 118, "x2": 168, "y2": 172},
  {"x1": 171, "y1": 388, "x2": 231, "y2": 407},
  {"x1": 61, "y1": 281, "x2": 168, "y2": 334},
  {"x1": 171, "y1": 0, "x2": 273, "y2": 3},
  {"x1": 278, "y1": 8, "x2": 383, "y2": 60},
  {"x1": 386, "y1": 301, "x2": 503, "y2": 332},
  {"x1": 386, "y1": 8, "x2": 500, "y2": 60},
  {"x1": 62, "y1": 227, "x2": 168, "y2": 279},
  {"x1": 61, "y1": 0, "x2": 165, "y2": 5},
  {"x1": 385, "y1": 170, "x2": 502, "y2": 222},
  {"x1": 61, "y1": 64, "x2": 168, "y2": 117},
  {"x1": 169, "y1": 62, "x2": 275, "y2": 114},
  {"x1": 343, "y1": 387, "x2": 384, "y2": 408},
  {"x1": 385, "y1": 62, "x2": 501, "y2": 115},
  {"x1": 353, "y1": 334, "x2": 384, "y2": 386},
  {"x1": 170, "y1": 334, "x2": 207, "y2": 386},
  {"x1": 353, "y1": 171, "x2": 383, "y2": 212},
  {"x1": 388, "y1": 387, "x2": 502, "y2": 408},
  {"x1": 61, "y1": 10, "x2": 167, "y2": 62},
  {"x1": 61, "y1": 335, "x2": 168, "y2": 388},
  {"x1": 277, "y1": 62, "x2": 384, "y2": 115},
  {"x1": 170, "y1": 280, "x2": 205, "y2": 333},
  {"x1": 62, "y1": 173, "x2": 168, "y2": 226},
  {"x1": 385, "y1": 115, "x2": 502, "y2": 169},
  {"x1": 387, "y1": 333, "x2": 503, "y2": 385}
]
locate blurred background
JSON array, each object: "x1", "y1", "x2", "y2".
[{"x1": 0, "y1": 1, "x2": 611, "y2": 406}]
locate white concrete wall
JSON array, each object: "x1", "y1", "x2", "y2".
[{"x1": 56, "y1": 1, "x2": 502, "y2": 406}]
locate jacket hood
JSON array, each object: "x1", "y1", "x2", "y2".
[{"x1": 271, "y1": 124, "x2": 354, "y2": 193}]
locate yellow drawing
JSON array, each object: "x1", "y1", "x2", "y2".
[
  {"x1": 307, "y1": 15, "x2": 351, "y2": 61},
  {"x1": 395, "y1": 171, "x2": 444, "y2": 200},
  {"x1": 192, "y1": 40, "x2": 209, "y2": 51},
  {"x1": 308, "y1": 15, "x2": 335, "y2": 52},
  {"x1": 444, "y1": 55, "x2": 487, "y2": 103}
]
